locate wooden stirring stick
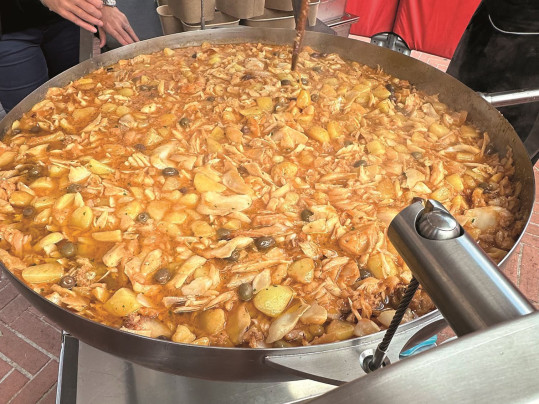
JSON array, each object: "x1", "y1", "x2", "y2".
[{"x1": 291, "y1": 0, "x2": 309, "y2": 71}]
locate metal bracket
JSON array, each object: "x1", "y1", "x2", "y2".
[{"x1": 370, "y1": 32, "x2": 411, "y2": 56}]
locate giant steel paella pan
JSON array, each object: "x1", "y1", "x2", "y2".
[{"x1": 0, "y1": 28, "x2": 534, "y2": 384}]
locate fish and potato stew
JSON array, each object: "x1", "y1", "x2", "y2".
[{"x1": 0, "y1": 43, "x2": 524, "y2": 347}]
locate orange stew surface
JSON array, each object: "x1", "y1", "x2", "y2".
[{"x1": 0, "y1": 43, "x2": 524, "y2": 347}]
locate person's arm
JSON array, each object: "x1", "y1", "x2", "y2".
[{"x1": 39, "y1": 0, "x2": 104, "y2": 33}]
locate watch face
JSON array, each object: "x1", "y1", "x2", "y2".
[{"x1": 103, "y1": 0, "x2": 117, "y2": 6}]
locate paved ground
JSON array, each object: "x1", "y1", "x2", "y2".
[{"x1": 0, "y1": 36, "x2": 537, "y2": 403}]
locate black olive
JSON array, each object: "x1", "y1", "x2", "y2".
[
  {"x1": 274, "y1": 102, "x2": 288, "y2": 113},
  {"x1": 301, "y1": 78, "x2": 309, "y2": 85},
  {"x1": 273, "y1": 340, "x2": 292, "y2": 348},
  {"x1": 157, "y1": 335, "x2": 170, "y2": 340},
  {"x1": 242, "y1": 74, "x2": 254, "y2": 81},
  {"x1": 216, "y1": 228, "x2": 231, "y2": 240},
  {"x1": 237, "y1": 166, "x2": 249, "y2": 176},
  {"x1": 22, "y1": 206, "x2": 35, "y2": 217},
  {"x1": 27, "y1": 165, "x2": 44, "y2": 178},
  {"x1": 310, "y1": 52, "x2": 327, "y2": 59},
  {"x1": 59, "y1": 241, "x2": 77, "y2": 258},
  {"x1": 59, "y1": 275, "x2": 76, "y2": 289},
  {"x1": 139, "y1": 85, "x2": 149, "y2": 91},
  {"x1": 385, "y1": 83, "x2": 396, "y2": 94},
  {"x1": 179, "y1": 117, "x2": 190, "y2": 128},
  {"x1": 238, "y1": 283, "x2": 253, "y2": 301},
  {"x1": 300, "y1": 209, "x2": 314, "y2": 222},
  {"x1": 12, "y1": 129, "x2": 21, "y2": 135},
  {"x1": 343, "y1": 140, "x2": 353, "y2": 146},
  {"x1": 280, "y1": 79, "x2": 292, "y2": 86},
  {"x1": 311, "y1": 93, "x2": 319, "y2": 102},
  {"x1": 162, "y1": 167, "x2": 179, "y2": 177},
  {"x1": 136, "y1": 212, "x2": 150, "y2": 223},
  {"x1": 66, "y1": 183, "x2": 83, "y2": 194},
  {"x1": 154, "y1": 268, "x2": 172, "y2": 284},
  {"x1": 255, "y1": 236, "x2": 276, "y2": 251},
  {"x1": 308, "y1": 324, "x2": 325, "y2": 337},
  {"x1": 225, "y1": 249, "x2": 240, "y2": 262},
  {"x1": 106, "y1": 67, "x2": 114, "y2": 72},
  {"x1": 360, "y1": 269, "x2": 373, "y2": 280},
  {"x1": 192, "y1": 52, "x2": 197, "y2": 58},
  {"x1": 411, "y1": 151, "x2": 423, "y2": 160},
  {"x1": 353, "y1": 159, "x2": 367, "y2": 168},
  {"x1": 477, "y1": 182, "x2": 492, "y2": 193},
  {"x1": 133, "y1": 143, "x2": 146, "y2": 151},
  {"x1": 241, "y1": 126, "x2": 251, "y2": 135},
  {"x1": 29, "y1": 125, "x2": 41, "y2": 133},
  {"x1": 179, "y1": 187, "x2": 189, "y2": 194},
  {"x1": 206, "y1": 96, "x2": 215, "y2": 102},
  {"x1": 312, "y1": 66, "x2": 322, "y2": 73}
]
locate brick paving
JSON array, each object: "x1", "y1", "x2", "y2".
[{"x1": 0, "y1": 36, "x2": 537, "y2": 403}]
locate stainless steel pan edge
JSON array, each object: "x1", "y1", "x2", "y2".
[{"x1": 0, "y1": 28, "x2": 532, "y2": 382}]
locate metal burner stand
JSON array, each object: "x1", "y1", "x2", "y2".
[{"x1": 56, "y1": 333, "x2": 334, "y2": 404}]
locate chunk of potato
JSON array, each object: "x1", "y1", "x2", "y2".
[
  {"x1": 0, "y1": 151, "x2": 17, "y2": 168},
  {"x1": 429, "y1": 123, "x2": 450, "y2": 137},
  {"x1": 367, "y1": 253, "x2": 398, "y2": 279},
  {"x1": 29, "y1": 177, "x2": 54, "y2": 192},
  {"x1": 300, "y1": 303, "x2": 327, "y2": 325},
  {"x1": 354, "y1": 319, "x2": 381, "y2": 337},
  {"x1": 33, "y1": 197, "x2": 54, "y2": 210},
  {"x1": 164, "y1": 211, "x2": 188, "y2": 225},
  {"x1": 446, "y1": 174, "x2": 464, "y2": 192},
  {"x1": 287, "y1": 258, "x2": 314, "y2": 284},
  {"x1": 191, "y1": 220, "x2": 215, "y2": 238},
  {"x1": 367, "y1": 140, "x2": 386, "y2": 155},
  {"x1": 253, "y1": 285, "x2": 294, "y2": 317},
  {"x1": 306, "y1": 126, "x2": 330, "y2": 143},
  {"x1": 271, "y1": 162, "x2": 298, "y2": 179},
  {"x1": 33, "y1": 232, "x2": 64, "y2": 251},
  {"x1": 194, "y1": 173, "x2": 226, "y2": 193},
  {"x1": 92, "y1": 230, "x2": 122, "y2": 243},
  {"x1": 22, "y1": 263, "x2": 64, "y2": 284},
  {"x1": 326, "y1": 320, "x2": 355, "y2": 340},
  {"x1": 103, "y1": 288, "x2": 141, "y2": 317},
  {"x1": 373, "y1": 85, "x2": 391, "y2": 99},
  {"x1": 430, "y1": 187, "x2": 451, "y2": 201},
  {"x1": 210, "y1": 126, "x2": 225, "y2": 141},
  {"x1": 72, "y1": 107, "x2": 96, "y2": 122},
  {"x1": 296, "y1": 90, "x2": 311, "y2": 109},
  {"x1": 9, "y1": 191, "x2": 33, "y2": 207},
  {"x1": 179, "y1": 193, "x2": 199, "y2": 207},
  {"x1": 171, "y1": 325, "x2": 196, "y2": 343},
  {"x1": 147, "y1": 200, "x2": 169, "y2": 221},
  {"x1": 197, "y1": 308, "x2": 225, "y2": 335},
  {"x1": 117, "y1": 201, "x2": 143, "y2": 220},
  {"x1": 256, "y1": 97, "x2": 274, "y2": 112},
  {"x1": 207, "y1": 138, "x2": 223, "y2": 153},
  {"x1": 87, "y1": 159, "x2": 114, "y2": 175},
  {"x1": 327, "y1": 121, "x2": 344, "y2": 139},
  {"x1": 70, "y1": 206, "x2": 93, "y2": 229}
]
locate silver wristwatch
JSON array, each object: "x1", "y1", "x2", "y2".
[{"x1": 102, "y1": 0, "x2": 117, "y2": 7}]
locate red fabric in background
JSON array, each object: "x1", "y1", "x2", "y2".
[
  {"x1": 346, "y1": 0, "x2": 399, "y2": 37},
  {"x1": 392, "y1": 0, "x2": 481, "y2": 58}
]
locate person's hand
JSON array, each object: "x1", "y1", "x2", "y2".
[
  {"x1": 98, "y1": 6, "x2": 139, "y2": 47},
  {"x1": 41, "y1": 0, "x2": 104, "y2": 33}
]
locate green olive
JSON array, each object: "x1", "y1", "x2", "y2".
[
  {"x1": 27, "y1": 165, "x2": 44, "y2": 178},
  {"x1": 237, "y1": 166, "x2": 249, "y2": 176},
  {"x1": 66, "y1": 183, "x2": 83, "y2": 194},
  {"x1": 179, "y1": 117, "x2": 190, "y2": 128},
  {"x1": 133, "y1": 143, "x2": 146, "y2": 151},
  {"x1": 273, "y1": 340, "x2": 293, "y2": 348},
  {"x1": 312, "y1": 66, "x2": 322, "y2": 73},
  {"x1": 225, "y1": 249, "x2": 240, "y2": 262},
  {"x1": 310, "y1": 93, "x2": 319, "y2": 102},
  {"x1": 411, "y1": 151, "x2": 423, "y2": 160},
  {"x1": 255, "y1": 236, "x2": 276, "y2": 251},
  {"x1": 238, "y1": 283, "x2": 254, "y2": 301},
  {"x1": 59, "y1": 275, "x2": 76, "y2": 289},
  {"x1": 179, "y1": 187, "x2": 189, "y2": 194},
  {"x1": 136, "y1": 212, "x2": 150, "y2": 223},
  {"x1": 22, "y1": 206, "x2": 35, "y2": 217},
  {"x1": 162, "y1": 167, "x2": 179, "y2": 177},
  {"x1": 301, "y1": 78, "x2": 309, "y2": 85},
  {"x1": 280, "y1": 79, "x2": 291, "y2": 86},
  {"x1": 216, "y1": 228, "x2": 231, "y2": 240},
  {"x1": 59, "y1": 241, "x2": 77, "y2": 258},
  {"x1": 29, "y1": 125, "x2": 42, "y2": 133},
  {"x1": 353, "y1": 160, "x2": 367, "y2": 168},
  {"x1": 242, "y1": 74, "x2": 254, "y2": 81},
  {"x1": 308, "y1": 324, "x2": 325, "y2": 337},
  {"x1": 154, "y1": 268, "x2": 172, "y2": 284},
  {"x1": 206, "y1": 96, "x2": 215, "y2": 102},
  {"x1": 300, "y1": 209, "x2": 314, "y2": 222}
]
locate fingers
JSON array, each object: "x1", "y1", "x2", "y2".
[
  {"x1": 61, "y1": 10, "x2": 98, "y2": 33},
  {"x1": 84, "y1": 0, "x2": 104, "y2": 11},
  {"x1": 73, "y1": 5, "x2": 104, "y2": 27},
  {"x1": 125, "y1": 24, "x2": 139, "y2": 43},
  {"x1": 98, "y1": 27, "x2": 107, "y2": 48}
]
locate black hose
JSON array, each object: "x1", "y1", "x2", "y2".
[{"x1": 369, "y1": 277, "x2": 420, "y2": 371}]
